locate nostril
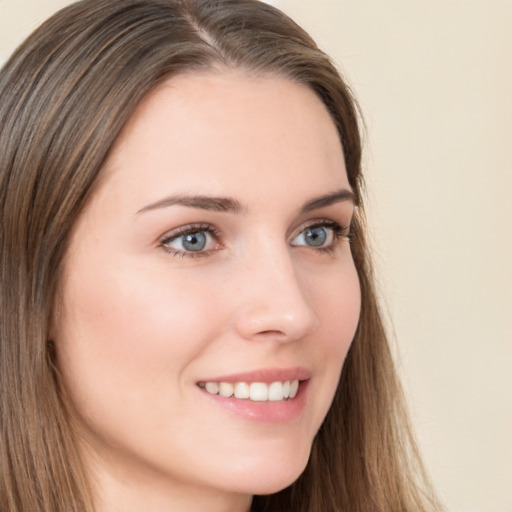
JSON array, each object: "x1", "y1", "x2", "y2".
[
  {"x1": 249, "y1": 329, "x2": 298, "y2": 345},
  {"x1": 258, "y1": 330, "x2": 285, "y2": 336}
]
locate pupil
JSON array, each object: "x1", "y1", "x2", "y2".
[
  {"x1": 305, "y1": 227, "x2": 327, "y2": 246},
  {"x1": 183, "y1": 232, "x2": 206, "y2": 251}
]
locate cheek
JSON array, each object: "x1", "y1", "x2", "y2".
[
  {"x1": 298, "y1": 260, "x2": 361, "y2": 433},
  {"x1": 54, "y1": 256, "x2": 224, "y2": 408},
  {"x1": 314, "y1": 262, "x2": 361, "y2": 352}
]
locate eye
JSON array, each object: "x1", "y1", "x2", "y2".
[
  {"x1": 290, "y1": 221, "x2": 349, "y2": 250},
  {"x1": 160, "y1": 224, "x2": 220, "y2": 257}
]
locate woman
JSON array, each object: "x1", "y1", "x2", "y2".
[{"x1": 0, "y1": 1, "x2": 443, "y2": 511}]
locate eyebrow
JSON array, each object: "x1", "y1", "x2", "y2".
[
  {"x1": 300, "y1": 189, "x2": 356, "y2": 213},
  {"x1": 137, "y1": 194, "x2": 245, "y2": 215},
  {"x1": 136, "y1": 188, "x2": 355, "y2": 215}
]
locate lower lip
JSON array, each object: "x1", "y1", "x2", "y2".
[{"x1": 199, "y1": 380, "x2": 309, "y2": 423}]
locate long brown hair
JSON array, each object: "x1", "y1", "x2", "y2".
[{"x1": 0, "y1": 1, "x2": 442, "y2": 511}]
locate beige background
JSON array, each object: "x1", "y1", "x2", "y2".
[{"x1": 1, "y1": 1, "x2": 511, "y2": 511}]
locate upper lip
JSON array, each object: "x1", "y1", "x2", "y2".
[{"x1": 198, "y1": 367, "x2": 311, "y2": 384}]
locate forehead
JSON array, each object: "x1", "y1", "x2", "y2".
[{"x1": 99, "y1": 70, "x2": 349, "y2": 207}]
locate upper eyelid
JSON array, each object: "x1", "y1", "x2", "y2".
[
  {"x1": 159, "y1": 218, "x2": 349, "y2": 241},
  {"x1": 289, "y1": 217, "x2": 350, "y2": 238},
  {"x1": 157, "y1": 224, "x2": 220, "y2": 255},
  {"x1": 159, "y1": 223, "x2": 220, "y2": 242}
]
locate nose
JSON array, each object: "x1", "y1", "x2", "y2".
[{"x1": 232, "y1": 245, "x2": 319, "y2": 343}]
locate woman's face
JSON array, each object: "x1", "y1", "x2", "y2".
[{"x1": 53, "y1": 72, "x2": 361, "y2": 509}]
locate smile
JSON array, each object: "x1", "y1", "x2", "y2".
[{"x1": 197, "y1": 380, "x2": 300, "y2": 402}]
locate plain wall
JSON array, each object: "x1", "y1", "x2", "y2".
[{"x1": 1, "y1": 1, "x2": 511, "y2": 511}]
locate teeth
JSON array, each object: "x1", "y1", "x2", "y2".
[
  {"x1": 282, "y1": 380, "x2": 290, "y2": 399},
  {"x1": 250, "y1": 382, "x2": 268, "y2": 401},
  {"x1": 200, "y1": 379, "x2": 300, "y2": 402},
  {"x1": 289, "y1": 379, "x2": 299, "y2": 399},
  {"x1": 234, "y1": 382, "x2": 250, "y2": 399},
  {"x1": 268, "y1": 381, "x2": 283, "y2": 401},
  {"x1": 205, "y1": 382, "x2": 219, "y2": 394},
  {"x1": 218, "y1": 382, "x2": 234, "y2": 398}
]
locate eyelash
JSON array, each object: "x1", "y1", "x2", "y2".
[
  {"x1": 299, "y1": 220, "x2": 351, "y2": 255},
  {"x1": 160, "y1": 223, "x2": 221, "y2": 258},
  {"x1": 159, "y1": 220, "x2": 351, "y2": 258}
]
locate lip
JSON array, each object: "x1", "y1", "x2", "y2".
[
  {"x1": 198, "y1": 366, "x2": 312, "y2": 384},
  {"x1": 197, "y1": 367, "x2": 311, "y2": 423}
]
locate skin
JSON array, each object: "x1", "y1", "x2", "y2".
[{"x1": 52, "y1": 71, "x2": 361, "y2": 512}]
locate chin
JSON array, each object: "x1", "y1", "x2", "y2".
[
  {"x1": 247, "y1": 467, "x2": 307, "y2": 496},
  {"x1": 218, "y1": 443, "x2": 311, "y2": 496}
]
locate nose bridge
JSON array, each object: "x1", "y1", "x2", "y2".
[{"x1": 232, "y1": 234, "x2": 319, "y2": 342}]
